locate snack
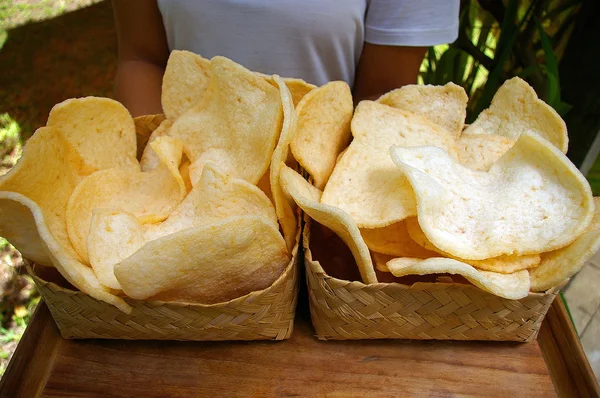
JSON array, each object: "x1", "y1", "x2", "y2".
[
  {"x1": 291, "y1": 81, "x2": 353, "y2": 189},
  {"x1": 360, "y1": 219, "x2": 436, "y2": 258},
  {"x1": 46, "y1": 97, "x2": 139, "y2": 171},
  {"x1": 530, "y1": 202, "x2": 600, "y2": 291},
  {"x1": 0, "y1": 54, "x2": 297, "y2": 312},
  {"x1": 114, "y1": 216, "x2": 289, "y2": 303},
  {"x1": 161, "y1": 50, "x2": 212, "y2": 120},
  {"x1": 321, "y1": 101, "x2": 458, "y2": 228},
  {"x1": 282, "y1": 78, "x2": 317, "y2": 106},
  {"x1": 280, "y1": 164, "x2": 377, "y2": 284},
  {"x1": 1, "y1": 52, "x2": 593, "y2": 311},
  {"x1": 390, "y1": 133, "x2": 593, "y2": 259},
  {"x1": 385, "y1": 257, "x2": 531, "y2": 300},
  {"x1": 0, "y1": 126, "x2": 129, "y2": 312},
  {"x1": 140, "y1": 118, "x2": 175, "y2": 171},
  {"x1": 284, "y1": 76, "x2": 596, "y2": 300},
  {"x1": 269, "y1": 76, "x2": 299, "y2": 251},
  {"x1": 66, "y1": 136, "x2": 185, "y2": 262},
  {"x1": 87, "y1": 210, "x2": 147, "y2": 290},
  {"x1": 256, "y1": 73, "x2": 316, "y2": 107},
  {"x1": 150, "y1": 136, "x2": 188, "y2": 198},
  {"x1": 456, "y1": 134, "x2": 515, "y2": 171},
  {"x1": 463, "y1": 77, "x2": 568, "y2": 153},
  {"x1": 0, "y1": 195, "x2": 52, "y2": 266},
  {"x1": 169, "y1": 56, "x2": 282, "y2": 186},
  {"x1": 405, "y1": 216, "x2": 541, "y2": 274},
  {"x1": 371, "y1": 251, "x2": 396, "y2": 272},
  {"x1": 179, "y1": 159, "x2": 193, "y2": 192},
  {"x1": 87, "y1": 162, "x2": 278, "y2": 290},
  {"x1": 377, "y1": 82, "x2": 468, "y2": 139}
]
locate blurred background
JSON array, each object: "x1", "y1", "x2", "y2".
[{"x1": 0, "y1": 0, "x2": 599, "y2": 378}]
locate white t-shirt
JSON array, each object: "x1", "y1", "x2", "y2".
[{"x1": 157, "y1": 0, "x2": 459, "y2": 86}]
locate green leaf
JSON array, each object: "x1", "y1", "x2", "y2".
[
  {"x1": 545, "y1": 0, "x2": 582, "y2": 21},
  {"x1": 495, "y1": 0, "x2": 519, "y2": 55},
  {"x1": 0, "y1": 113, "x2": 20, "y2": 143},
  {"x1": 554, "y1": 101, "x2": 573, "y2": 117},
  {"x1": 535, "y1": 17, "x2": 572, "y2": 116},
  {"x1": 515, "y1": 65, "x2": 539, "y2": 79},
  {"x1": 420, "y1": 47, "x2": 439, "y2": 85},
  {"x1": 536, "y1": 18, "x2": 559, "y2": 83},
  {"x1": 454, "y1": 47, "x2": 469, "y2": 83},
  {"x1": 0, "y1": 30, "x2": 6, "y2": 51},
  {"x1": 470, "y1": 26, "x2": 519, "y2": 120},
  {"x1": 546, "y1": 71, "x2": 560, "y2": 108},
  {"x1": 435, "y1": 47, "x2": 460, "y2": 85}
]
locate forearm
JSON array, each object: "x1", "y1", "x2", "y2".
[
  {"x1": 114, "y1": 59, "x2": 165, "y2": 117},
  {"x1": 353, "y1": 44, "x2": 426, "y2": 103}
]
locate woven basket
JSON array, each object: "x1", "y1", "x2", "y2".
[
  {"x1": 304, "y1": 220, "x2": 563, "y2": 342},
  {"x1": 24, "y1": 114, "x2": 300, "y2": 341},
  {"x1": 134, "y1": 114, "x2": 165, "y2": 158}
]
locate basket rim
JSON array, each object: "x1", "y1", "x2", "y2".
[
  {"x1": 27, "y1": 228, "x2": 300, "y2": 310},
  {"x1": 133, "y1": 113, "x2": 165, "y2": 133},
  {"x1": 303, "y1": 217, "x2": 565, "y2": 297}
]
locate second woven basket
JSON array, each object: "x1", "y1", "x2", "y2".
[{"x1": 304, "y1": 220, "x2": 562, "y2": 342}]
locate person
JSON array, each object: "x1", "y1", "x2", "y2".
[{"x1": 112, "y1": 0, "x2": 460, "y2": 117}]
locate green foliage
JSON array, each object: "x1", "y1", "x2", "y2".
[
  {"x1": 0, "y1": 238, "x2": 9, "y2": 252},
  {"x1": 585, "y1": 154, "x2": 600, "y2": 196},
  {"x1": 0, "y1": 0, "x2": 68, "y2": 30},
  {"x1": 0, "y1": 0, "x2": 102, "y2": 377},
  {"x1": 420, "y1": 0, "x2": 581, "y2": 122},
  {"x1": 0, "y1": 113, "x2": 21, "y2": 160},
  {"x1": 0, "y1": 290, "x2": 40, "y2": 337},
  {"x1": 0, "y1": 114, "x2": 22, "y2": 172},
  {"x1": 0, "y1": 29, "x2": 6, "y2": 50},
  {"x1": 0, "y1": 280, "x2": 40, "y2": 375},
  {"x1": 0, "y1": 0, "x2": 93, "y2": 50},
  {"x1": 535, "y1": 17, "x2": 572, "y2": 116},
  {"x1": 0, "y1": 327, "x2": 20, "y2": 344}
]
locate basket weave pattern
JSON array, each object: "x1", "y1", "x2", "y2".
[
  {"x1": 28, "y1": 249, "x2": 299, "y2": 340},
  {"x1": 24, "y1": 113, "x2": 299, "y2": 341},
  {"x1": 134, "y1": 114, "x2": 165, "y2": 158},
  {"x1": 304, "y1": 224, "x2": 561, "y2": 342}
]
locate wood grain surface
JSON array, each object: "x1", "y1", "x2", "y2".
[{"x1": 0, "y1": 298, "x2": 597, "y2": 397}]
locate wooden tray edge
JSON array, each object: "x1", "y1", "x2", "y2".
[
  {"x1": 0, "y1": 303, "x2": 61, "y2": 397},
  {"x1": 538, "y1": 297, "x2": 600, "y2": 397}
]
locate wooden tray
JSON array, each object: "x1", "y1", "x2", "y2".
[{"x1": 0, "y1": 294, "x2": 598, "y2": 397}]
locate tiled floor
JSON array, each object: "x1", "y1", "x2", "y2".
[{"x1": 563, "y1": 250, "x2": 600, "y2": 383}]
